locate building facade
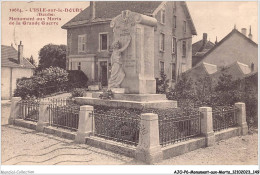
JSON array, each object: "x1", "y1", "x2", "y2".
[
  {"x1": 193, "y1": 28, "x2": 258, "y2": 72},
  {"x1": 62, "y1": 1, "x2": 197, "y2": 87},
  {"x1": 1, "y1": 43, "x2": 35, "y2": 100}
]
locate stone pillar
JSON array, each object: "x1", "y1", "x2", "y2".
[
  {"x1": 36, "y1": 101, "x2": 50, "y2": 132},
  {"x1": 199, "y1": 107, "x2": 215, "y2": 147},
  {"x1": 135, "y1": 113, "x2": 162, "y2": 164},
  {"x1": 8, "y1": 97, "x2": 22, "y2": 125},
  {"x1": 75, "y1": 105, "x2": 94, "y2": 144},
  {"x1": 235, "y1": 102, "x2": 248, "y2": 135}
]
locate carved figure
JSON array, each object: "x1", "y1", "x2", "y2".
[{"x1": 108, "y1": 36, "x2": 131, "y2": 89}]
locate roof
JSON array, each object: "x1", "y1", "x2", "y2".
[
  {"x1": 223, "y1": 61, "x2": 251, "y2": 75},
  {"x1": 192, "y1": 39, "x2": 215, "y2": 56},
  {"x1": 62, "y1": 1, "x2": 197, "y2": 35},
  {"x1": 195, "y1": 29, "x2": 258, "y2": 66},
  {"x1": 1, "y1": 45, "x2": 35, "y2": 69},
  {"x1": 185, "y1": 61, "x2": 218, "y2": 75}
]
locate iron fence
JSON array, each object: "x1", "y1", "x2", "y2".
[
  {"x1": 92, "y1": 112, "x2": 140, "y2": 146},
  {"x1": 212, "y1": 106, "x2": 239, "y2": 132},
  {"x1": 159, "y1": 111, "x2": 201, "y2": 147},
  {"x1": 18, "y1": 99, "x2": 40, "y2": 122},
  {"x1": 48, "y1": 98, "x2": 80, "y2": 131}
]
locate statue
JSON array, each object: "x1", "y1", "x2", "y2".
[{"x1": 108, "y1": 36, "x2": 131, "y2": 89}]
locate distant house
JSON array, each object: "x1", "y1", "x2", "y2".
[
  {"x1": 185, "y1": 61, "x2": 253, "y2": 86},
  {"x1": 192, "y1": 33, "x2": 215, "y2": 67},
  {"x1": 62, "y1": 1, "x2": 197, "y2": 86},
  {"x1": 192, "y1": 28, "x2": 258, "y2": 72},
  {"x1": 211, "y1": 61, "x2": 252, "y2": 85},
  {"x1": 1, "y1": 42, "x2": 35, "y2": 100},
  {"x1": 184, "y1": 62, "x2": 218, "y2": 82}
]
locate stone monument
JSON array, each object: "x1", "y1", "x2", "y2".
[
  {"x1": 109, "y1": 10, "x2": 157, "y2": 94},
  {"x1": 76, "y1": 10, "x2": 177, "y2": 109}
]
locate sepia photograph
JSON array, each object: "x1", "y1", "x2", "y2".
[{"x1": 1, "y1": 0, "x2": 258, "y2": 174}]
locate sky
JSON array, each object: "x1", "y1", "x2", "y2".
[{"x1": 1, "y1": 1, "x2": 258, "y2": 64}]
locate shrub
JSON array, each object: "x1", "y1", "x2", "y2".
[
  {"x1": 14, "y1": 67, "x2": 69, "y2": 99},
  {"x1": 67, "y1": 70, "x2": 88, "y2": 89},
  {"x1": 71, "y1": 88, "x2": 86, "y2": 97},
  {"x1": 156, "y1": 71, "x2": 169, "y2": 94}
]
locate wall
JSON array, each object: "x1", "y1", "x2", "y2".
[
  {"x1": 203, "y1": 32, "x2": 258, "y2": 72},
  {"x1": 67, "y1": 2, "x2": 194, "y2": 84},
  {"x1": 153, "y1": 1, "x2": 193, "y2": 83},
  {"x1": 1, "y1": 67, "x2": 34, "y2": 100},
  {"x1": 1, "y1": 67, "x2": 11, "y2": 100}
]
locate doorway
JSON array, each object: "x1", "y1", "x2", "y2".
[{"x1": 100, "y1": 61, "x2": 108, "y2": 86}]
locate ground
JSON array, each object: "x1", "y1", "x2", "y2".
[{"x1": 1, "y1": 99, "x2": 258, "y2": 165}]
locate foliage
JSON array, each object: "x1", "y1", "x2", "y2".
[
  {"x1": 167, "y1": 70, "x2": 258, "y2": 128},
  {"x1": 14, "y1": 67, "x2": 69, "y2": 99},
  {"x1": 26, "y1": 55, "x2": 36, "y2": 66},
  {"x1": 71, "y1": 88, "x2": 86, "y2": 97},
  {"x1": 38, "y1": 44, "x2": 66, "y2": 70},
  {"x1": 99, "y1": 89, "x2": 114, "y2": 100},
  {"x1": 67, "y1": 70, "x2": 88, "y2": 89},
  {"x1": 156, "y1": 71, "x2": 169, "y2": 94}
]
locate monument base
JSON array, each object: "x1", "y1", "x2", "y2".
[
  {"x1": 110, "y1": 88, "x2": 126, "y2": 94},
  {"x1": 76, "y1": 93, "x2": 177, "y2": 109}
]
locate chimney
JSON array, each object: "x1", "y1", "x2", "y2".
[
  {"x1": 241, "y1": 28, "x2": 247, "y2": 36},
  {"x1": 202, "y1": 33, "x2": 207, "y2": 47},
  {"x1": 18, "y1": 41, "x2": 23, "y2": 65},
  {"x1": 90, "y1": 1, "x2": 96, "y2": 20},
  {"x1": 248, "y1": 26, "x2": 253, "y2": 40},
  {"x1": 215, "y1": 36, "x2": 218, "y2": 44}
]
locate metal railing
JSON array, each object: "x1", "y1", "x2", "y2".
[
  {"x1": 159, "y1": 112, "x2": 201, "y2": 147},
  {"x1": 48, "y1": 98, "x2": 80, "y2": 131},
  {"x1": 18, "y1": 99, "x2": 40, "y2": 122},
  {"x1": 212, "y1": 106, "x2": 239, "y2": 132},
  {"x1": 92, "y1": 112, "x2": 140, "y2": 146}
]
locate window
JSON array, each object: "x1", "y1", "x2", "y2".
[
  {"x1": 172, "y1": 37, "x2": 176, "y2": 54},
  {"x1": 182, "y1": 41, "x2": 186, "y2": 57},
  {"x1": 78, "y1": 34, "x2": 86, "y2": 53},
  {"x1": 160, "y1": 61, "x2": 164, "y2": 73},
  {"x1": 183, "y1": 21, "x2": 187, "y2": 33},
  {"x1": 171, "y1": 63, "x2": 176, "y2": 81},
  {"x1": 78, "y1": 62, "x2": 81, "y2": 71},
  {"x1": 159, "y1": 33, "x2": 165, "y2": 51},
  {"x1": 99, "y1": 33, "x2": 108, "y2": 51},
  {"x1": 173, "y1": 15, "x2": 177, "y2": 28},
  {"x1": 160, "y1": 9, "x2": 166, "y2": 24}
]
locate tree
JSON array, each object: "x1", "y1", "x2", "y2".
[
  {"x1": 38, "y1": 44, "x2": 66, "y2": 70},
  {"x1": 27, "y1": 55, "x2": 36, "y2": 66}
]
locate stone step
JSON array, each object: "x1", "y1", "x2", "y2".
[{"x1": 75, "y1": 97, "x2": 177, "y2": 109}]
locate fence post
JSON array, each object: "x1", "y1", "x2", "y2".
[
  {"x1": 75, "y1": 105, "x2": 94, "y2": 144},
  {"x1": 135, "y1": 113, "x2": 162, "y2": 164},
  {"x1": 235, "y1": 102, "x2": 248, "y2": 135},
  {"x1": 8, "y1": 97, "x2": 22, "y2": 125},
  {"x1": 199, "y1": 107, "x2": 215, "y2": 147},
  {"x1": 36, "y1": 101, "x2": 50, "y2": 132}
]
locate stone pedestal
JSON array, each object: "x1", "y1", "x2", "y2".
[
  {"x1": 110, "y1": 10, "x2": 157, "y2": 94},
  {"x1": 8, "y1": 97, "x2": 21, "y2": 125},
  {"x1": 75, "y1": 105, "x2": 94, "y2": 144},
  {"x1": 36, "y1": 101, "x2": 50, "y2": 132},
  {"x1": 199, "y1": 107, "x2": 215, "y2": 147},
  {"x1": 235, "y1": 102, "x2": 248, "y2": 136},
  {"x1": 135, "y1": 113, "x2": 162, "y2": 164}
]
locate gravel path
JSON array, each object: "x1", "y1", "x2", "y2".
[
  {"x1": 1, "y1": 125, "x2": 137, "y2": 165},
  {"x1": 157, "y1": 130, "x2": 258, "y2": 165},
  {"x1": 1, "y1": 124, "x2": 257, "y2": 165}
]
